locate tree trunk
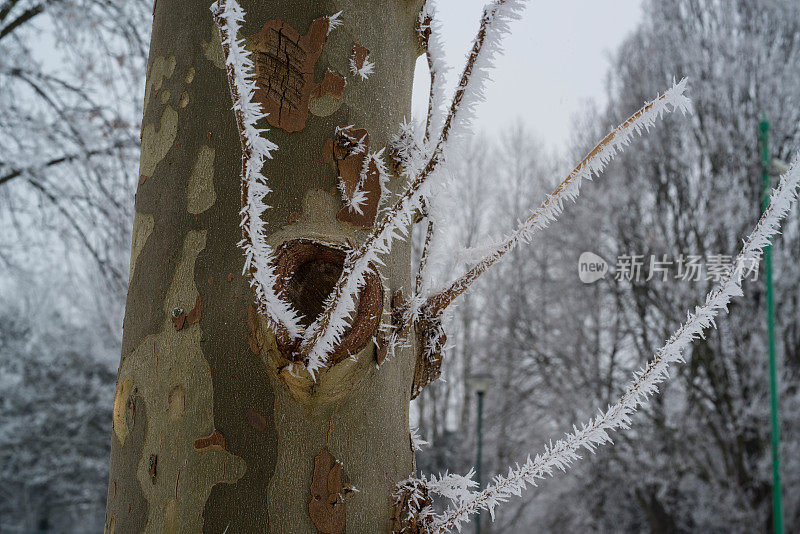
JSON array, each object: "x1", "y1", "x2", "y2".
[{"x1": 106, "y1": 1, "x2": 423, "y2": 532}]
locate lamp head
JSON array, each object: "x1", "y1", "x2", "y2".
[{"x1": 467, "y1": 373, "x2": 493, "y2": 394}]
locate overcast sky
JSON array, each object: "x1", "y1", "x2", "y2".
[{"x1": 411, "y1": 0, "x2": 643, "y2": 151}]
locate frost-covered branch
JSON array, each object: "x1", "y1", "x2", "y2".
[
  {"x1": 419, "y1": 1, "x2": 449, "y2": 145},
  {"x1": 211, "y1": 0, "x2": 304, "y2": 341},
  {"x1": 298, "y1": 0, "x2": 528, "y2": 373},
  {"x1": 424, "y1": 78, "x2": 691, "y2": 316},
  {"x1": 429, "y1": 150, "x2": 800, "y2": 533}
]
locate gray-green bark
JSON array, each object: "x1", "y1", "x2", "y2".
[{"x1": 106, "y1": 1, "x2": 423, "y2": 532}]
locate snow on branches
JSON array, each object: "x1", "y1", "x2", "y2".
[
  {"x1": 425, "y1": 78, "x2": 691, "y2": 315},
  {"x1": 297, "y1": 0, "x2": 530, "y2": 374},
  {"x1": 427, "y1": 153, "x2": 800, "y2": 533},
  {"x1": 210, "y1": 0, "x2": 306, "y2": 341}
]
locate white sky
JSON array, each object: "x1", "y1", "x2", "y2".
[{"x1": 411, "y1": 0, "x2": 643, "y2": 151}]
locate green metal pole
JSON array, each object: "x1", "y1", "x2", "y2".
[
  {"x1": 760, "y1": 115, "x2": 784, "y2": 534},
  {"x1": 475, "y1": 391, "x2": 484, "y2": 534}
]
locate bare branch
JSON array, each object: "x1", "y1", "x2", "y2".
[
  {"x1": 424, "y1": 79, "x2": 691, "y2": 317},
  {"x1": 0, "y1": 142, "x2": 136, "y2": 188},
  {"x1": 0, "y1": 3, "x2": 44, "y2": 42}
]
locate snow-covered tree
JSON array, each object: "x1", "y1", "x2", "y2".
[{"x1": 106, "y1": 0, "x2": 800, "y2": 532}]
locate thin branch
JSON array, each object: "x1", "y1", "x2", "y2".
[
  {"x1": 211, "y1": 0, "x2": 305, "y2": 341},
  {"x1": 0, "y1": 2, "x2": 44, "y2": 42},
  {"x1": 0, "y1": 142, "x2": 136, "y2": 188},
  {"x1": 25, "y1": 177, "x2": 126, "y2": 289},
  {"x1": 0, "y1": 0, "x2": 22, "y2": 23},
  {"x1": 415, "y1": 213, "x2": 435, "y2": 295},
  {"x1": 430, "y1": 150, "x2": 800, "y2": 533},
  {"x1": 424, "y1": 79, "x2": 691, "y2": 317}
]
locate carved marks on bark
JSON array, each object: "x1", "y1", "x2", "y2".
[
  {"x1": 323, "y1": 126, "x2": 383, "y2": 228},
  {"x1": 250, "y1": 17, "x2": 344, "y2": 132},
  {"x1": 308, "y1": 449, "x2": 356, "y2": 534}
]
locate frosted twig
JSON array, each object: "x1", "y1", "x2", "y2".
[
  {"x1": 424, "y1": 78, "x2": 692, "y2": 316},
  {"x1": 419, "y1": 1, "x2": 449, "y2": 144},
  {"x1": 298, "y1": 0, "x2": 528, "y2": 374},
  {"x1": 211, "y1": 0, "x2": 304, "y2": 341},
  {"x1": 430, "y1": 150, "x2": 800, "y2": 533}
]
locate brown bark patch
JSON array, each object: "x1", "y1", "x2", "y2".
[
  {"x1": 249, "y1": 17, "x2": 342, "y2": 132},
  {"x1": 193, "y1": 429, "x2": 227, "y2": 452},
  {"x1": 351, "y1": 41, "x2": 370, "y2": 72},
  {"x1": 148, "y1": 454, "x2": 158, "y2": 482},
  {"x1": 171, "y1": 295, "x2": 201, "y2": 330},
  {"x1": 411, "y1": 313, "x2": 446, "y2": 399},
  {"x1": 323, "y1": 126, "x2": 382, "y2": 228},
  {"x1": 391, "y1": 479, "x2": 433, "y2": 534},
  {"x1": 245, "y1": 408, "x2": 267, "y2": 432},
  {"x1": 273, "y1": 239, "x2": 383, "y2": 364},
  {"x1": 186, "y1": 295, "x2": 202, "y2": 325},
  {"x1": 308, "y1": 449, "x2": 346, "y2": 534}
]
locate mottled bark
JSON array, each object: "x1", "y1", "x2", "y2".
[{"x1": 106, "y1": 1, "x2": 423, "y2": 532}]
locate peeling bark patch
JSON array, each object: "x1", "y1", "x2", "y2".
[
  {"x1": 193, "y1": 429, "x2": 227, "y2": 452},
  {"x1": 411, "y1": 313, "x2": 446, "y2": 399},
  {"x1": 148, "y1": 454, "x2": 158, "y2": 482},
  {"x1": 171, "y1": 295, "x2": 202, "y2": 331},
  {"x1": 308, "y1": 449, "x2": 346, "y2": 534},
  {"x1": 187, "y1": 295, "x2": 202, "y2": 325},
  {"x1": 245, "y1": 408, "x2": 267, "y2": 432},
  {"x1": 324, "y1": 126, "x2": 382, "y2": 228},
  {"x1": 129, "y1": 212, "x2": 155, "y2": 285},
  {"x1": 272, "y1": 240, "x2": 383, "y2": 364},
  {"x1": 171, "y1": 310, "x2": 186, "y2": 330},
  {"x1": 249, "y1": 17, "x2": 340, "y2": 132},
  {"x1": 112, "y1": 376, "x2": 133, "y2": 446},
  {"x1": 391, "y1": 480, "x2": 433, "y2": 534},
  {"x1": 144, "y1": 55, "x2": 177, "y2": 110},
  {"x1": 352, "y1": 42, "x2": 369, "y2": 72},
  {"x1": 116, "y1": 231, "x2": 245, "y2": 532},
  {"x1": 309, "y1": 70, "x2": 346, "y2": 117},
  {"x1": 139, "y1": 106, "x2": 178, "y2": 184},
  {"x1": 186, "y1": 145, "x2": 216, "y2": 214}
]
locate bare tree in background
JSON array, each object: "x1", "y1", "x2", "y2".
[{"x1": 0, "y1": 1, "x2": 149, "y2": 531}]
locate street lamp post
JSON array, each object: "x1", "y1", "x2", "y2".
[
  {"x1": 760, "y1": 115, "x2": 784, "y2": 534},
  {"x1": 467, "y1": 373, "x2": 493, "y2": 534}
]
